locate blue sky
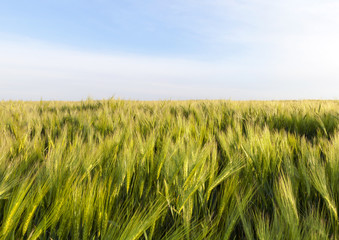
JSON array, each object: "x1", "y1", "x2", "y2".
[{"x1": 1, "y1": 0, "x2": 339, "y2": 100}]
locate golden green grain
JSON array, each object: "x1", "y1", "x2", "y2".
[{"x1": 0, "y1": 99, "x2": 338, "y2": 239}]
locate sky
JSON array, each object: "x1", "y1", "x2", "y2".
[{"x1": 1, "y1": 0, "x2": 339, "y2": 100}]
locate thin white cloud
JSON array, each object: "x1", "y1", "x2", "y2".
[
  {"x1": 0, "y1": 39, "x2": 243, "y2": 100},
  {"x1": 1, "y1": 0, "x2": 339, "y2": 100},
  {"x1": 0, "y1": 37, "x2": 338, "y2": 101}
]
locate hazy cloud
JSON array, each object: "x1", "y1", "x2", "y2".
[{"x1": 1, "y1": 0, "x2": 339, "y2": 100}]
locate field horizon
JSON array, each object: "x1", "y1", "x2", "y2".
[{"x1": 2, "y1": 98, "x2": 338, "y2": 103}]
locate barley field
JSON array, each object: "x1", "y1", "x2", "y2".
[{"x1": 0, "y1": 99, "x2": 338, "y2": 239}]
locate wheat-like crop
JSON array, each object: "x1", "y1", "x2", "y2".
[{"x1": 0, "y1": 99, "x2": 338, "y2": 239}]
